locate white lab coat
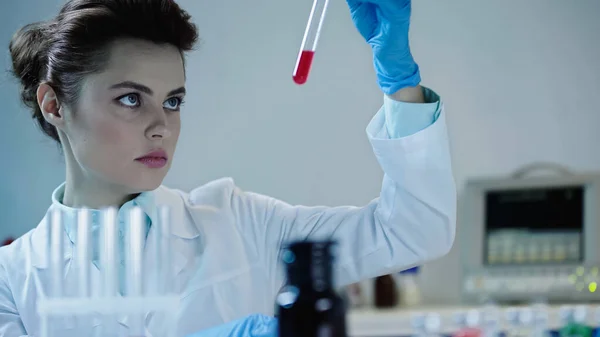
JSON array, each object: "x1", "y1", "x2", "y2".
[{"x1": 0, "y1": 95, "x2": 456, "y2": 337}]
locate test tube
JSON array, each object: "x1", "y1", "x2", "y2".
[
  {"x1": 49, "y1": 208, "x2": 64, "y2": 298},
  {"x1": 100, "y1": 208, "x2": 118, "y2": 337},
  {"x1": 128, "y1": 207, "x2": 146, "y2": 336},
  {"x1": 293, "y1": 0, "x2": 330, "y2": 85},
  {"x1": 76, "y1": 209, "x2": 91, "y2": 297},
  {"x1": 101, "y1": 208, "x2": 119, "y2": 297},
  {"x1": 158, "y1": 206, "x2": 172, "y2": 294}
]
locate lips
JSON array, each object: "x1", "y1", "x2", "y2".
[{"x1": 135, "y1": 149, "x2": 168, "y2": 169}]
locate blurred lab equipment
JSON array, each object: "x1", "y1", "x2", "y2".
[
  {"x1": 36, "y1": 206, "x2": 179, "y2": 337},
  {"x1": 459, "y1": 163, "x2": 600, "y2": 304},
  {"x1": 348, "y1": 304, "x2": 600, "y2": 337},
  {"x1": 453, "y1": 310, "x2": 483, "y2": 337},
  {"x1": 374, "y1": 274, "x2": 398, "y2": 308},
  {"x1": 505, "y1": 307, "x2": 535, "y2": 337},
  {"x1": 412, "y1": 312, "x2": 442, "y2": 337},
  {"x1": 1, "y1": 236, "x2": 14, "y2": 246},
  {"x1": 345, "y1": 282, "x2": 366, "y2": 308},
  {"x1": 293, "y1": 0, "x2": 329, "y2": 84},
  {"x1": 559, "y1": 306, "x2": 592, "y2": 337},
  {"x1": 277, "y1": 240, "x2": 347, "y2": 337},
  {"x1": 397, "y1": 266, "x2": 422, "y2": 307}
]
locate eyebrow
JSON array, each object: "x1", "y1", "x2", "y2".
[{"x1": 109, "y1": 81, "x2": 186, "y2": 96}]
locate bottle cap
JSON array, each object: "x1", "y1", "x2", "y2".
[{"x1": 400, "y1": 266, "x2": 420, "y2": 274}]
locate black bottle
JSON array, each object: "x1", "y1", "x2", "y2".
[
  {"x1": 374, "y1": 274, "x2": 398, "y2": 308},
  {"x1": 276, "y1": 240, "x2": 347, "y2": 337}
]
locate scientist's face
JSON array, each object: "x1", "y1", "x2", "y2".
[{"x1": 61, "y1": 38, "x2": 185, "y2": 192}]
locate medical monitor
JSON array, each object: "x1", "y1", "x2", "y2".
[{"x1": 460, "y1": 172, "x2": 600, "y2": 303}]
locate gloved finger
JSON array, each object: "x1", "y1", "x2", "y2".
[
  {"x1": 249, "y1": 314, "x2": 278, "y2": 337},
  {"x1": 183, "y1": 314, "x2": 274, "y2": 337},
  {"x1": 346, "y1": 0, "x2": 378, "y2": 41},
  {"x1": 183, "y1": 317, "x2": 243, "y2": 337},
  {"x1": 356, "y1": 0, "x2": 410, "y2": 7}
]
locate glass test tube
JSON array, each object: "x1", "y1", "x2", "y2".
[
  {"x1": 293, "y1": 0, "x2": 330, "y2": 85},
  {"x1": 100, "y1": 208, "x2": 119, "y2": 337},
  {"x1": 50, "y1": 208, "x2": 64, "y2": 298},
  {"x1": 128, "y1": 207, "x2": 146, "y2": 336},
  {"x1": 102, "y1": 208, "x2": 119, "y2": 296},
  {"x1": 158, "y1": 206, "x2": 172, "y2": 295},
  {"x1": 77, "y1": 209, "x2": 91, "y2": 297}
]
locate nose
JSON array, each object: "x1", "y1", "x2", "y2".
[
  {"x1": 146, "y1": 109, "x2": 172, "y2": 140},
  {"x1": 149, "y1": 125, "x2": 172, "y2": 139}
]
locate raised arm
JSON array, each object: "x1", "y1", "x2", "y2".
[{"x1": 228, "y1": 87, "x2": 455, "y2": 293}]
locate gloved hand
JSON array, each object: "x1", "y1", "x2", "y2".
[
  {"x1": 346, "y1": 0, "x2": 420, "y2": 95},
  {"x1": 184, "y1": 314, "x2": 278, "y2": 337}
]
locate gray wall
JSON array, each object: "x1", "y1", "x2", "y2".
[{"x1": 1, "y1": 0, "x2": 599, "y2": 304}]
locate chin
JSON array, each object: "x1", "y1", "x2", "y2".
[
  {"x1": 139, "y1": 179, "x2": 164, "y2": 192},
  {"x1": 125, "y1": 175, "x2": 166, "y2": 193},
  {"x1": 121, "y1": 163, "x2": 170, "y2": 193}
]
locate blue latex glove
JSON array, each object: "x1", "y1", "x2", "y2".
[
  {"x1": 346, "y1": 0, "x2": 420, "y2": 95},
  {"x1": 184, "y1": 314, "x2": 278, "y2": 337}
]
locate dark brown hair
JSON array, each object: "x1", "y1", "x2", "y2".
[{"x1": 9, "y1": 0, "x2": 199, "y2": 143}]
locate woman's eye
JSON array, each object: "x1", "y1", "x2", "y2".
[
  {"x1": 164, "y1": 97, "x2": 183, "y2": 110},
  {"x1": 118, "y1": 94, "x2": 140, "y2": 107}
]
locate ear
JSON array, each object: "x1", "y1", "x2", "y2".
[{"x1": 36, "y1": 83, "x2": 65, "y2": 129}]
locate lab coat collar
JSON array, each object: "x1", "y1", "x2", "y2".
[
  {"x1": 31, "y1": 183, "x2": 200, "y2": 269},
  {"x1": 49, "y1": 183, "x2": 153, "y2": 251},
  {"x1": 48, "y1": 182, "x2": 199, "y2": 239}
]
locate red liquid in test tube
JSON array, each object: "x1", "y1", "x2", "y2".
[
  {"x1": 293, "y1": 0, "x2": 330, "y2": 85},
  {"x1": 293, "y1": 50, "x2": 315, "y2": 84}
]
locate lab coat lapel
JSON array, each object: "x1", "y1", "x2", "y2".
[
  {"x1": 151, "y1": 186, "x2": 201, "y2": 282},
  {"x1": 142, "y1": 212, "x2": 191, "y2": 293},
  {"x1": 119, "y1": 186, "x2": 199, "y2": 331}
]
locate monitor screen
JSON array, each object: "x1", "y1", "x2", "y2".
[{"x1": 484, "y1": 185, "x2": 584, "y2": 265}]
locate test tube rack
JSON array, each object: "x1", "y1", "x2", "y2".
[{"x1": 36, "y1": 206, "x2": 180, "y2": 337}]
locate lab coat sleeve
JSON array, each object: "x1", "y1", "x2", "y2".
[
  {"x1": 0, "y1": 255, "x2": 28, "y2": 337},
  {"x1": 384, "y1": 86, "x2": 442, "y2": 138},
  {"x1": 230, "y1": 86, "x2": 456, "y2": 289}
]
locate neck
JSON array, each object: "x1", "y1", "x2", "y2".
[
  {"x1": 62, "y1": 162, "x2": 138, "y2": 210},
  {"x1": 62, "y1": 179, "x2": 138, "y2": 209}
]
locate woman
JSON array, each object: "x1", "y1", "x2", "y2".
[{"x1": 0, "y1": 0, "x2": 456, "y2": 336}]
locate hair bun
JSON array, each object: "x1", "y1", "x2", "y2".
[{"x1": 9, "y1": 21, "x2": 52, "y2": 112}]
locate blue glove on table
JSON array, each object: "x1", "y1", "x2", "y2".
[
  {"x1": 184, "y1": 314, "x2": 278, "y2": 337},
  {"x1": 346, "y1": 0, "x2": 420, "y2": 95}
]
